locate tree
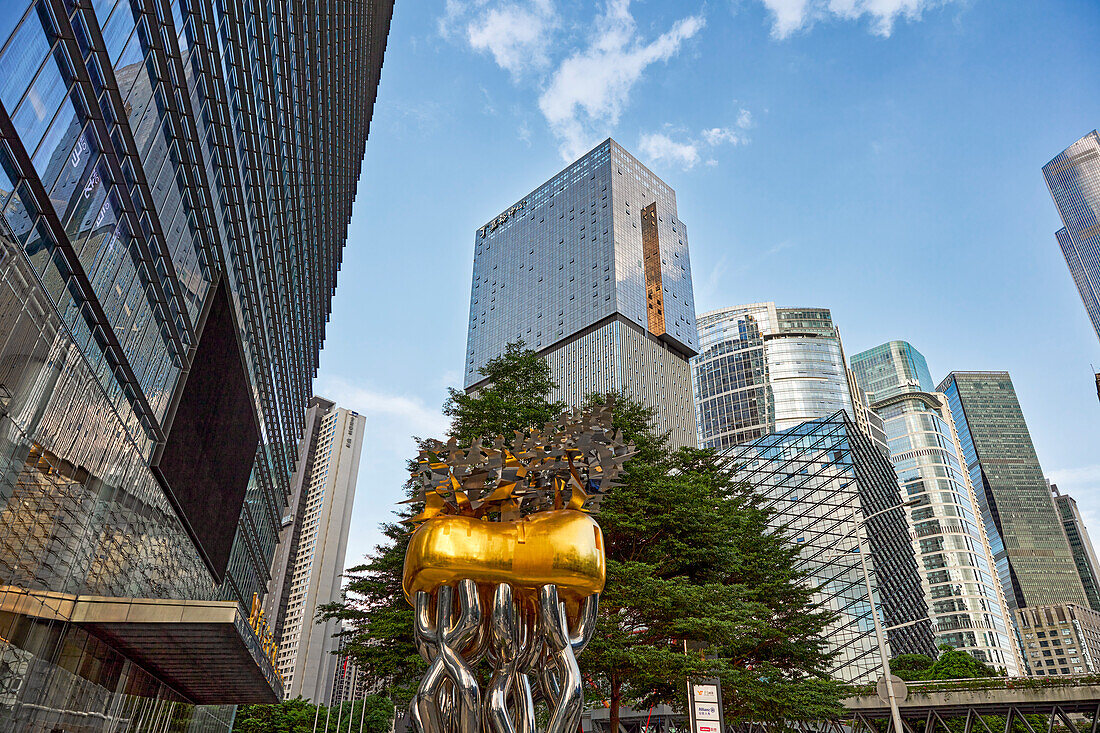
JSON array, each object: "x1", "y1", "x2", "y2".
[
  {"x1": 319, "y1": 341, "x2": 565, "y2": 704},
  {"x1": 580, "y1": 393, "x2": 845, "y2": 730},
  {"x1": 233, "y1": 696, "x2": 392, "y2": 733},
  {"x1": 890, "y1": 645, "x2": 1000, "y2": 682}
]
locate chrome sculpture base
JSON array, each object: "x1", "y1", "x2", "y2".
[{"x1": 411, "y1": 579, "x2": 598, "y2": 733}]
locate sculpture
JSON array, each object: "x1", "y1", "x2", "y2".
[{"x1": 401, "y1": 400, "x2": 632, "y2": 733}]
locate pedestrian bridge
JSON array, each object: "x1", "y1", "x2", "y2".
[
  {"x1": 842, "y1": 676, "x2": 1100, "y2": 733},
  {"x1": 738, "y1": 677, "x2": 1100, "y2": 733}
]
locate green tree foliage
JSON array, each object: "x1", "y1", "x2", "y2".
[
  {"x1": 318, "y1": 341, "x2": 565, "y2": 703},
  {"x1": 890, "y1": 645, "x2": 1000, "y2": 682},
  {"x1": 233, "y1": 696, "x2": 392, "y2": 733},
  {"x1": 443, "y1": 340, "x2": 566, "y2": 443},
  {"x1": 580, "y1": 392, "x2": 845, "y2": 731}
]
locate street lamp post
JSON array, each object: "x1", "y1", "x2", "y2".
[{"x1": 848, "y1": 501, "x2": 920, "y2": 733}]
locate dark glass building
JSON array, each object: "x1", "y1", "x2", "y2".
[
  {"x1": 0, "y1": 0, "x2": 391, "y2": 729},
  {"x1": 938, "y1": 372, "x2": 1087, "y2": 611},
  {"x1": 721, "y1": 413, "x2": 936, "y2": 684},
  {"x1": 1043, "y1": 130, "x2": 1100, "y2": 343},
  {"x1": 1051, "y1": 484, "x2": 1100, "y2": 613}
]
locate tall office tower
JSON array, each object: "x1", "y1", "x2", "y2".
[
  {"x1": 464, "y1": 140, "x2": 699, "y2": 447},
  {"x1": 265, "y1": 398, "x2": 364, "y2": 702},
  {"x1": 938, "y1": 372, "x2": 1088, "y2": 610},
  {"x1": 0, "y1": 1, "x2": 391, "y2": 729},
  {"x1": 851, "y1": 343, "x2": 1020, "y2": 674},
  {"x1": 1043, "y1": 131, "x2": 1100, "y2": 342},
  {"x1": 692, "y1": 304, "x2": 857, "y2": 450},
  {"x1": 722, "y1": 413, "x2": 936, "y2": 684},
  {"x1": 1051, "y1": 484, "x2": 1100, "y2": 613},
  {"x1": 1016, "y1": 604, "x2": 1100, "y2": 677}
]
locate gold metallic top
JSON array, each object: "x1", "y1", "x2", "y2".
[{"x1": 402, "y1": 510, "x2": 606, "y2": 605}]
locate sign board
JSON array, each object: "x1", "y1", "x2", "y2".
[{"x1": 688, "y1": 678, "x2": 724, "y2": 733}]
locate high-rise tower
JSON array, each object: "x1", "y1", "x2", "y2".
[
  {"x1": 1043, "y1": 130, "x2": 1100, "y2": 342},
  {"x1": 0, "y1": 1, "x2": 391, "y2": 727},
  {"x1": 692, "y1": 303, "x2": 869, "y2": 450},
  {"x1": 266, "y1": 398, "x2": 365, "y2": 703},
  {"x1": 464, "y1": 139, "x2": 698, "y2": 446},
  {"x1": 938, "y1": 372, "x2": 1088, "y2": 610},
  {"x1": 721, "y1": 413, "x2": 936, "y2": 684},
  {"x1": 851, "y1": 344, "x2": 1019, "y2": 674},
  {"x1": 1051, "y1": 484, "x2": 1100, "y2": 613}
]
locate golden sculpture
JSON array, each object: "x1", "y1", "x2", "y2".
[{"x1": 400, "y1": 400, "x2": 631, "y2": 733}]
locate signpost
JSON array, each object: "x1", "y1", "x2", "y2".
[{"x1": 687, "y1": 679, "x2": 725, "y2": 733}]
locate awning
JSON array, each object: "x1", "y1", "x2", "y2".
[{"x1": 0, "y1": 587, "x2": 281, "y2": 704}]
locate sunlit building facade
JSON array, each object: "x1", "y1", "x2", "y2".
[
  {"x1": 1043, "y1": 130, "x2": 1100, "y2": 342},
  {"x1": 692, "y1": 304, "x2": 857, "y2": 450},
  {"x1": 938, "y1": 372, "x2": 1087, "y2": 611},
  {"x1": 722, "y1": 413, "x2": 936, "y2": 684},
  {"x1": 465, "y1": 139, "x2": 699, "y2": 447},
  {"x1": 0, "y1": 0, "x2": 391, "y2": 729},
  {"x1": 850, "y1": 343, "x2": 1020, "y2": 674},
  {"x1": 265, "y1": 398, "x2": 364, "y2": 703}
]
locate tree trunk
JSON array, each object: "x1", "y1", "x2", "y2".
[{"x1": 609, "y1": 674, "x2": 622, "y2": 733}]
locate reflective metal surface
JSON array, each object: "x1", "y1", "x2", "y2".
[
  {"x1": 403, "y1": 511, "x2": 606, "y2": 605},
  {"x1": 404, "y1": 403, "x2": 613, "y2": 733}
]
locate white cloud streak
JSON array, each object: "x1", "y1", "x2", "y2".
[
  {"x1": 538, "y1": 0, "x2": 705, "y2": 160},
  {"x1": 758, "y1": 0, "x2": 958, "y2": 38}
]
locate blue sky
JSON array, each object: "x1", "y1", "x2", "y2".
[{"x1": 314, "y1": 0, "x2": 1100, "y2": 567}]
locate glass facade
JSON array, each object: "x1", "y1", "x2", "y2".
[
  {"x1": 692, "y1": 303, "x2": 856, "y2": 450},
  {"x1": 938, "y1": 372, "x2": 1088, "y2": 611},
  {"x1": 722, "y1": 413, "x2": 936, "y2": 684},
  {"x1": 1051, "y1": 486, "x2": 1100, "y2": 613},
  {"x1": 851, "y1": 343, "x2": 1019, "y2": 674},
  {"x1": 0, "y1": 0, "x2": 392, "y2": 729},
  {"x1": 1044, "y1": 130, "x2": 1100, "y2": 342},
  {"x1": 465, "y1": 139, "x2": 699, "y2": 446}
]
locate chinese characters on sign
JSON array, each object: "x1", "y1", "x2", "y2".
[
  {"x1": 478, "y1": 199, "x2": 527, "y2": 238},
  {"x1": 688, "y1": 679, "x2": 725, "y2": 733}
]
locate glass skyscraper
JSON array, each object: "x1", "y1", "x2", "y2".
[
  {"x1": 692, "y1": 303, "x2": 859, "y2": 450},
  {"x1": 938, "y1": 372, "x2": 1087, "y2": 610},
  {"x1": 851, "y1": 343, "x2": 1019, "y2": 674},
  {"x1": 0, "y1": 0, "x2": 391, "y2": 729},
  {"x1": 465, "y1": 139, "x2": 699, "y2": 446},
  {"x1": 1051, "y1": 484, "x2": 1100, "y2": 613},
  {"x1": 1043, "y1": 130, "x2": 1100, "y2": 342},
  {"x1": 722, "y1": 413, "x2": 936, "y2": 684}
]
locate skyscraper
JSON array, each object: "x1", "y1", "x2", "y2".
[
  {"x1": 722, "y1": 413, "x2": 936, "y2": 684},
  {"x1": 1051, "y1": 484, "x2": 1100, "y2": 613},
  {"x1": 464, "y1": 139, "x2": 698, "y2": 446},
  {"x1": 0, "y1": 1, "x2": 391, "y2": 728},
  {"x1": 851, "y1": 343, "x2": 1019, "y2": 674},
  {"x1": 692, "y1": 304, "x2": 859, "y2": 450},
  {"x1": 938, "y1": 372, "x2": 1088, "y2": 610},
  {"x1": 1043, "y1": 130, "x2": 1100, "y2": 342},
  {"x1": 265, "y1": 397, "x2": 365, "y2": 703}
]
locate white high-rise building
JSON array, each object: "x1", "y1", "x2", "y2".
[
  {"x1": 265, "y1": 396, "x2": 365, "y2": 702},
  {"x1": 464, "y1": 139, "x2": 699, "y2": 447}
]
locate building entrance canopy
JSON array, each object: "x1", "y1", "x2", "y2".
[{"x1": 0, "y1": 587, "x2": 280, "y2": 704}]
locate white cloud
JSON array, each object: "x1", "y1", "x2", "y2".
[
  {"x1": 641, "y1": 113, "x2": 753, "y2": 170},
  {"x1": 538, "y1": 0, "x2": 705, "y2": 160},
  {"x1": 758, "y1": 0, "x2": 957, "y2": 38},
  {"x1": 442, "y1": 0, "x2": 557, "y2": 78},
  {"x1": 639, "y1": 132, "x2": 701, "y2": 169},
  {"x1": 701, "y1": 126, "x2": 746, "y2": 146},
  {"x1": 317, "y1": 376, "x2": 449, "y2": 447}
]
